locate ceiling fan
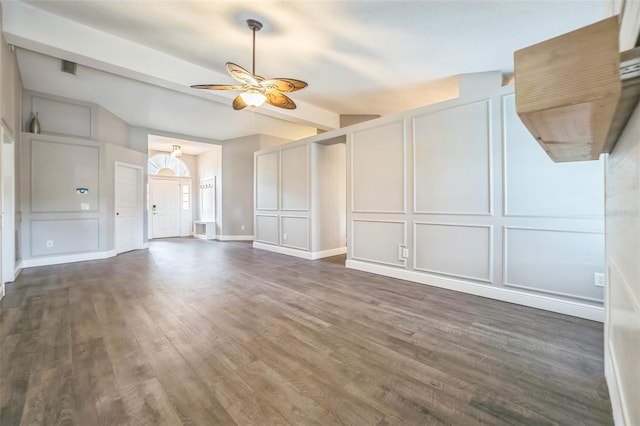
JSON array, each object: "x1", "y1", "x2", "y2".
[{"x1": 191, "y1": 19, "x2": 308, "y2": 110}]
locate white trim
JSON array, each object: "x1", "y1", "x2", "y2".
[
  {"x1": 216, "y1": 235, "x2": 254, "y2": 241},
  {"x1": 140, "y1": 242, "x2": 150, "y2": 249},
  {"x1": 22, "y1": 250, "x2": 118, "y2": 268},
  {"x1": 345, "y1": 259, "x2": 604, "y2": 322},
  {"x1": 253, "y1": 241, "x2": 346, "y2": 260},
  {"x1": 310, "y1": 246, "x2": 347, "y2": 259},
  {"x1": 606, "y1": 339, "x2": 627, "y2": 426},
  {"x1": 253, "y1": 241, "x2": 313, "y2": 259}
]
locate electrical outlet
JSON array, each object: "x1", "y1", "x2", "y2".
[
  {"x1": 241, "y1": 225, "x2": 245, "y2": 231},
  {"x1": 402, "y1": 247, "x2": 409, "y2": 258},
  {"x1": 46, "y1": 240, "x2": 54, "y2": 248},
  {"x1": 283, "y1": 233, "x2": 288, "y2": 240},
  {"x1": 594, "y1": 272, "x2": 605, "y2": 287}
]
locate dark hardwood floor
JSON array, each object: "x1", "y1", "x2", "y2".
[{"x1": 0, "y1": 238, "x2": 612, "y2": 425}]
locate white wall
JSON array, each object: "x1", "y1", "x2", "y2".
[
  {"x1": 605, "y1": 102, "x2": 640, "y2": 426},
  {"x1": 344, "y1": 74, "x2": 605, "y2": 321}
]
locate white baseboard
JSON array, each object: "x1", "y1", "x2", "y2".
[
  {"x1": 345, "y1": 260, "x2": 604, "y2": 322},
  {"x1": 21, "y1": 250, "x2": 118, "y2": 268},
  {"x1": 310, "y1": 247, "x2": 347, "y2": 260},
  {"x1": 252, "y1": 242, "x2": 346, "y2": 260},
  {"x1": 140, "y1": 242, "x2": 150, "y2": 249},
  {"x1": 216, "y1": 235, "x2": 254, "y2": 241},
  {"x1": 606, "y1": 341, "x2": 627, "y2": 426},
  {"x1": 253, "y1": 242, "x2": 313, "y2": 259}
]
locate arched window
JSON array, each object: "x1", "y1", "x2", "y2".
[{"x1": 148, "y1": 154, "x2": 190, "y2": 177}]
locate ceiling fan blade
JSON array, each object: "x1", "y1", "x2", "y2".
[
  {"x1": 226, "y1": 62, "x2": 259, "y2": 87},
  {"x1": 232, "y1": 95, "x2": 248, "y2": 110},
  {"x1": 261, "y1": 78, "x2": 308, "y2": 92},
  {"x1": 265, "y1": 91, "x2": 296, "y2": 110},
  {"x1": 191, "y1": 84, "x2": 243, "y2": 91}
]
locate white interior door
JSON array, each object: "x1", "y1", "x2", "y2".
[
  {"x1": 2, "y1": 128, "x2": 14, "y2": 285},
  {"x1": 115, "y1": 163, "x2": 142, "y2": 253},
  {"x1": 150, "y1": 178, "x2": 181, "y2": 238}
]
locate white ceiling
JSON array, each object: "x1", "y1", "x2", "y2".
[{"x1": 3, "y1": 0, "x2": 606, "y2": 143}]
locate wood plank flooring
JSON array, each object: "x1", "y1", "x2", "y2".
[{"x1": 0, "y1": 238, "x2": 613, "y2": 425}]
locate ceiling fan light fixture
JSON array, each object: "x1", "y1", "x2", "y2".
[
  {"x1": 240, "y1": 90, "x2": 266, "y2": 107},
  {"x1": 191, "y1": 19, "x2": 307, "y2": 111}
]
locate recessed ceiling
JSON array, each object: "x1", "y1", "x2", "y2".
[{"x1": 4, "y1": 0, "x2": 606, "y2": 141}]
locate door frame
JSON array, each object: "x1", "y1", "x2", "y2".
[
  {"x1": 1, "y1": 125, "x2": 15, "y2": 289},
  {"x1": 114, "y1": 162, "x2": 144, "y2": 254},
  {"x1": 148, "y1": 175, "x2": 192, "y2": 239}
]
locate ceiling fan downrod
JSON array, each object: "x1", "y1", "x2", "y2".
[{"x1": 247, "y1": 19, "x2": 263, "y2": 76}]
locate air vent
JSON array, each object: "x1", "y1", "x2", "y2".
[{"x1": 61, "y1": 59, "x2": 77, "y2": 75}]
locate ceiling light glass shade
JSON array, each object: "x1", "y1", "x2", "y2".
[{"x1": 240, "y1": 90, "x2": 267, "y2": 107}]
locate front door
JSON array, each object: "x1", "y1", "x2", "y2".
[
  {"x1": 150, "y1": 178, "x2": 181, "y2": 238},
  {"x1": 115, "y1": 163, "x2": 142, "y2": 253}
]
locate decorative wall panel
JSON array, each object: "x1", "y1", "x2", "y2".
[
  {"x1": 352, "y1": 219, "x2": 406, "y2": 267},
  {"x1": 255, "y1": 215, "x2": 278, "y2": 244},
  {"x1": 414, "y1": 222, "x2": 492, "y2": 282},
  {"x1": 255, "y1": 151, "x2": 279, "y2": 210},
  {"x1": 504, "y1": 227, "x2": 604, "y2": 301},
  {"x1": 31, "y1": 140, "x2": 99, "y2": 212},
  {"x1": 413, "y1": 100, "x2": 492, "y2": 215},
  {"x1": 281, "y1": 216, "x2": 309, "y2": 250},
  {"x1": 352, "y1": 122, "x2": 405, "y2": 213},
  {"x1": 281, "y1": 145, "x2": 309, "y2": 211},
  {"x1": 31, "y1": 219, "x2": 99, "y2": 256}
]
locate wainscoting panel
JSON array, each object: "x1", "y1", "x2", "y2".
[
  {"x1": 352, "y1": 219, "x2": 406, "y2": 267},
  {"x1": 413, "y1": 100, "x2": 492, "y2": 215},
  {"x1": 280, "y1": 144, "x2": 309, "y2": 211},
  {"x1": 31, "y1": 218, "x2": 99, "y2": 256},
  {"x1": 255, "y1": 151, "x2": 279, "y2": 211},
  {"x1": 255, "y1": 215, "x2": 279, "y2": 245},
  {"x1": 351, "y1": 122, "x2": 405, "y2": 213},
  {"x1": 502, "y1": 94, "x2": 604, "y2": 217},
  {"x1": 504, "y1": 227, "x2": 604, "y2": 301},
  {"x1": 281, "y1": 216, "x2": 309, "y2": 250},
  {"x1": 414, "y1": 222, "x2": 493, "y2": 283},
  {"x1": 31, "y1": 139, "x2": 99, "y2": 213}
]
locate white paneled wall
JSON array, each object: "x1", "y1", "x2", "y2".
[
  {"x1": 253, "y1": 75, "x2": 604, "y2": 321},
  {"x1": 254, "y1": 139, "x2": 346, "y2": 260},
  {"x1": 346, "y1": 80, "x2": 605, "y2": 321}
]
